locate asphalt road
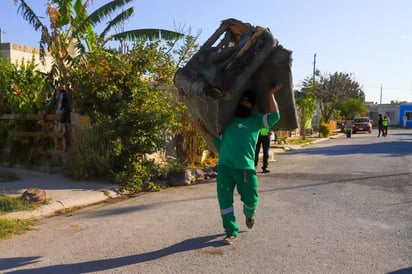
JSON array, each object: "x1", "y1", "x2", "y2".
[{"x1": 1, "y1": 129, "x2": 411, "y2": 274}]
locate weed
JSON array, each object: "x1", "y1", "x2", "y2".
[
  {"x1": 0, "y1": 218, "x2": 35, "y2": 240},
  {"x1": 0, "y1": 195, "x2": 41, "y2": 214},
  {"x1": 286, "y1": 137, "x2": 317, "y2": 145}
]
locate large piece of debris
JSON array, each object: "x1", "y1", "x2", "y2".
[{"x1": 174, "y1": 18, "x2": 298, "y2": 141}]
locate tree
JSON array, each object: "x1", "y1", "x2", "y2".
[
  {"x1": 81, "y1": 0, "x2": 184, "y2": 50},
  {"x1": 390, "y1": 100, "x2": 408, "y2": 104},
  {"x1": 65, "y1": 43, "x2": 177, "y2": 187},
  {"x1": 13, "y1": 0, "x2": 184, "y2": 98},
  {"x1": 65, "y1": 35, "x2": 199, "y2": 190},
  {"x1": 337, "y1": 97, "x2": 368, "y2": 120},
  {"x1": 316, "y1": 72, "x2": 364, "y2": 123},
  {"x1": 0, "y1": 56, "x2": 49, "y2": 114},
  {"x1": 295, "y1": 77, "x2": 317, "y2": 139}
]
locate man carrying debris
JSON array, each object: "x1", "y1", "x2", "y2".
[{"x1": 196, "y1": 83, "x2": 282, "y2": 245}]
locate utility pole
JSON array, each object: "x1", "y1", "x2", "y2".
[
  {"x1": 313, "y1": 53, "x2": 316, "y2": 82},
  {"x1": 380, "y1": 84, "x2": 382, "y2": 104},
  {"x1": 312, "y1": 53, "x2": 321, "y2": 137}
]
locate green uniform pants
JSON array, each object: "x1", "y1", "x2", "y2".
[{"x1": 216, "y1": 165, "x2": 259, "y2": 236}]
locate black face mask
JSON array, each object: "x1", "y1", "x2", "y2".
[{"x1": 235, "y1": 105, "x2": 252, "y2": 117}]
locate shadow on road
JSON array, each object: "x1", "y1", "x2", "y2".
[
  {"x1": 286, "y1": 140, "x2": 412, "y2": 157},
  {"x1": 260, "y1": 172, "x2": 411, "y2": 194},
  {"x1": 1, "y1": 234, "x2": 224, "y2": 273},
  {"x1": 387, "y1": 267, "x2": 412, "y2": 274}
]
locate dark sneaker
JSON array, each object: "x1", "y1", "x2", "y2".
[
  {"x1": 223, "y1": 234, "x2": 237, "y2": 245},
  {"x1": 262, "y1": 168, "x2": 270, "y2": 173},
  {"x1": 246, "y1": 217, "x2": 255, "y2": 229}
]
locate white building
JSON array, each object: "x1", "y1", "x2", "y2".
[
  {"x1": 366, "y1": 102, "x2": 400, "y2": 126},
  {"x1": 0, "y1": 42, "x2": 53, "y2": 73}
]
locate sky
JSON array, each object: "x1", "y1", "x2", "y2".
[{"x1": 1, "y1": 0, "x2": 411, "y2": 104}]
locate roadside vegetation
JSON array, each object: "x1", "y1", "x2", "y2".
[
  {"x1": 0, "y1": 170, "x2": 48, "y2": 240},
  {"x1": 284, "y1": 137, "x2": 317, "y2": 146},
  {"x1": 0, "y1": 195, "x2": 40, "y2": 214},
  {"x1": 0, "y1": 218, "x2": 35, "y2": 240},
  {"x1": 0, "y1": 0, "x2": 371, "y2": 240},
  {"x1": 294, "y1": 73, "x2": 367, "y2": 140},
  {"x1": 1, "y1": 0, "x2": 367, "y2": 194},
  {"x1": 1, "y1": 0, "x2": 205, "y2": 194},
  {"x1": 0, "y1": 183, "x2": 36, "y2": 240}
]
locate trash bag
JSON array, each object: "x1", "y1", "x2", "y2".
[{"x1": 174, "y1": 18, "x2": 298, "y2": 140}]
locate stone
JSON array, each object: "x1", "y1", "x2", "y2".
[{"x1": 21, "y1": 188, "x2": 46, "y2": 203}]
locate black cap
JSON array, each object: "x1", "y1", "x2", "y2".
[{"x1": 240, "y1": 89, "x2": 256, "y2": 106}]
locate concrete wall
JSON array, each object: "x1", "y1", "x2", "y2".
[
  {"x1": 399, "y1": 104, "x2": 412, "y2": 128},
  {"x1": 0, "y1": 42, "x2": 53, "y2": 73},
  {"x1": 367, "y1": 103, "x2": 401, "y2": 126}
]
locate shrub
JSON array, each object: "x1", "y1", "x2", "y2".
[
  {"x1": 115, "y1": 159, "x2": 162, "y2": 193},
  {"x1": 0, "y1": 57, "x2": 51, "y2": 115},
  {"x1": 64, "y1": 125, "x2": 114, "y2": 180},
  {"x1": 0, "y1": 195, "x2": 37, "y2": 213},
  {"x1": 65, "y1": 45, "x2": 183, "y2": 192},
  {"x1": 318, "y1": 123, "x2": 332, "y2": 137}
]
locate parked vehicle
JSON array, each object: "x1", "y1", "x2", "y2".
[{"x1": 352, "y1": 117, "x2": 373, "y2": 134}]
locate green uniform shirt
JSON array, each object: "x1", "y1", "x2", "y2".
[
  {"x1": 212, "y1": 112, "x2": 280, "y2": 170},
  {"x1": 259, "y1": 127, "x2": 270, "y2": 136},
  {"x1": 382, "y1": 117, "x2": 389, "y2": 126}
]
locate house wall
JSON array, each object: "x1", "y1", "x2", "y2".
[
  {"x1": 399, "y1": 104, "x2": 412, "y2": 128},
  {"x1": 367, "y1": 103, "x2": 401, "y2": 126},
  {"x1": 0, "y1": 42, "x2": 53, "y2": 73}
]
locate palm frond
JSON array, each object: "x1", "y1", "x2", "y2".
[
  {"x1": 87, "y1": 0, "x2": 134, "y2": 26},
  {"x1": 111, "y1": 29, "x2": 184, "y2": 42},
  {"x1": 49, "y1": 62, "x2": 61, "y2": 83},
  {"x1": 38, "y1": 27, "x2": 52, "y2": 63},
  {"x1": 16, "y1": 0, "x2": 46, "y2": 31},
  {"x1": 99, "y1": 7, "x2": 134, "y2": 39}
]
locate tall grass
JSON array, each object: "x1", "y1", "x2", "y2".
[{"x1": 64, "y1": 125, "x2": 114, "y2": 180}]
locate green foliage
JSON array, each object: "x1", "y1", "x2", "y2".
[
  {"x1": 0, "y1": 58, "x2": 54, "y2": 168},
  {"x1": 173, "y1": 34, "x2": 200, "y2": 68},
  {"x1": 64, "y1": 125, "x2": 114, "y2": 180},
  {"x1": 0, "y1": 192, "x2": 38, "y2": 240},
  {"x1": 116, "y1": 159, "x2": 162, "y2": 193},
  {"x1": 316, "y1": 72, "x2": 364, "y2": 123},
  {"x1": 0, "y1": 57, "x2": 57, "y2": 168},
  {"x1": 286, "y1": 137, "x2": 317, "y2": 145},
  {"x1": 337, "y1": 97, "x2": 367, "y2": 119},
  {"x1": 0, "y1": 57, "x2": 51, "y2": 114},
  {"x1": 70, "y1": 42, "x2": 178, "y2": 149},
  {"x1": 7, "y1": 1, "x2": 200, "y2": 192},
  {"x1": 390, "y1": 100, "x2": 408, "y2": 104},
  {"x1": 66, "y1": 43, "x2": 184, "y2": 192},
  {"x1": 170, "y1": 34, "x2": 206, "y2": 165},
  {"x1": 295, "y1": 77, "x2": 318, "y2": 138},
  {"x1": 14, "y1": 0, "x2": 183, "y2": 91},
  {"x1": 0, "y1": 195, "x2": 38, "y2": 213},
  {"x1": 318, "y1": 123, "x2": 332, "y2": 138},
  {"x1": 166, "y1": 159, "x2": 186, "y2": 173},
  {"x1": 3, "y1": 115, "x2": 58, "y2": 168},
  {"x1": 0, "y1": 218, "x2": 35, "y2": 240}
]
